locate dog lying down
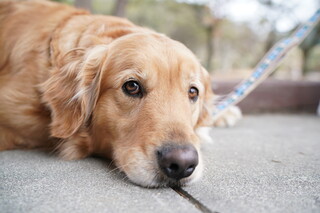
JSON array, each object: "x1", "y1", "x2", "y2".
[{"x1": 0, "y1": 1, "x2": 241, "y2": 187}]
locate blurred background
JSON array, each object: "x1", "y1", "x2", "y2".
[
  {"x1": 52, "y1": 0, "x2": 320, "y2": 80},
  {"x1": 11, "y1": 0, "x2": 320, "y2": 113}
]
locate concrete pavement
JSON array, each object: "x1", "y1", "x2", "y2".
[{"x1": 1, "y1": 114, "x2": 319, "y2": 213}]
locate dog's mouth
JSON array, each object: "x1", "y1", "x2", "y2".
[
  {"x1": 114, "y1": 144, "x2": 203, "y2": 188},
  {"x1": 118, "y1": 161, "x2": 203, "y2": 188},
  {"x1": 150, "y1": 172, "x2": 195, "y2": 188},
  {"x1": 121, "y1": 167, "x2": 199, "y2": 188}
]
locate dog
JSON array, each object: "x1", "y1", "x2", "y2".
[{"x1": 0, "y1": 0, "x2": 241, "y2": 187}]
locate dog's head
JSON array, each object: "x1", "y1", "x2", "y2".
[{"x1": 44, "y1": 32, "x2": 214, "y2": 187}]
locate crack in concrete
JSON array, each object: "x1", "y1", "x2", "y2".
[{"x1": 171, "y1": 187, "x2": 218, "y2": 213}]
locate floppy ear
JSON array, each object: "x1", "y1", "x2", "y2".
[
  {"x1": 42, "y1": 45, "x2": 108, "y2": 139},
  {"x1": 196, "y1": 67, "x2": 215, "y2": 127}
]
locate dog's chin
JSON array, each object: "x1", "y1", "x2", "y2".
[{"x1": 121, "y1": 155, "x2": 204, "y2": 188}]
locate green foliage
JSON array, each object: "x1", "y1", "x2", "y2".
[
  {"x1": 92, "y1": 0, "x2": 114, "y2": 14},
  {"x1": 126, "y1": 0, "x2": 207, "y2": 54},
  {"x1": 214, "y1": 20, "x2": 265, "y2": 69}
]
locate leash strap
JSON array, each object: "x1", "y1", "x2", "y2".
[{"x1": 212, "y1": 9, "x2": 320, "y2": 119}]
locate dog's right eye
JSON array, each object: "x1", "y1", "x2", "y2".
[{"x1": 122, "y1": 80, "x2": 143, "y2": 98}]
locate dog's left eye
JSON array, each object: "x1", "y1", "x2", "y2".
[
  {"x1": 189, "y1": 87, "x2": 199, "y2": 102},
  {"x1": 122, "y1": 80, "x2": 143, "y2": 98}
]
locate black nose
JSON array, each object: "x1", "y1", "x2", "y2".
[{"x1": 157, "y1": 144, "x2": 198, "y2": 180}]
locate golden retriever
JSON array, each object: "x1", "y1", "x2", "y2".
[{"x1": 0, "y1": 0, "x2": 241, "y2": 187}]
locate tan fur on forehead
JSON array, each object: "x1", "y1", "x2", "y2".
[
  {"x1": 101, "y1": 33, "x2": 202, "y2": 93},
  {"x1": 107, "y1": 33, "x2": 198, "y2": 69}
]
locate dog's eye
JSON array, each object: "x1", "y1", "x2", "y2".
[
  {"x1": 122, "y1": 80, "x2": 142, "y2": 97},
  {"x1": 189, "y1": 87, "x2": 199, "y2": 102}
]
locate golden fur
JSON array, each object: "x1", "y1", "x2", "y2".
[{"x1": 0, "y1": 0, "x2": 240, "y2": 187}]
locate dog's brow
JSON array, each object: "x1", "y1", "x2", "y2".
[
  {"x1": 114, "y1": 69, "x2": 146, "y2": 87},
  {"x1": 190, "y1": 75, "x2": 203, "y2": 91}
]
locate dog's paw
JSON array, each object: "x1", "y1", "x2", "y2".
[
  {"x1": 213, "y1": 106, "x2": 242, "y2": 127},
  {"x1": 196, "y1": 127, "x2": 213, "y2": 144}
]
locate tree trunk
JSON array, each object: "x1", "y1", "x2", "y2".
[
  {"x1": 112, "y1": 0, "x2": 128, "y2": 17},
  {"x1": 205, "y1": 25, "x2": 214, "y2": 71},
  {"x1": 264, "y1": 29, "x2": 276, "y2": 54},
  {"x1": 302, "y1": 48, "x2": 310, "y2": 74},
  {"x1": 74, "y1": 0, "x2": 93, "y2": 13},
  {"x1": 205, "y1": 19, "x2": 221, "y2": 72}
]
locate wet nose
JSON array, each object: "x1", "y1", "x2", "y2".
[{"x1": 157, "y1": 144, "x2": 198, "y2": 180}]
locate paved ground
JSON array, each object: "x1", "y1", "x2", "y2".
[{"x1": 1, "y1": 114, "x2": 319, "y2": 213}]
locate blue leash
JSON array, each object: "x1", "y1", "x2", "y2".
[{"x1": 213, "y1": 9, "x2": 320, "y2": 119}]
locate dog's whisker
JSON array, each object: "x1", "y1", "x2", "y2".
[
  {"x1": 119, "y1": 174, "x2": 130, "y2": 183},
  {"x1": 105, "y1": 161, "x2": 133, "y2": 175},
  {"x1": 106, "y1": 166, "x2": 124, "y2": 174},
  {"x1": 106, "y1": 159, "x2": 115, "y2": 169},
  {"x1": 149, "y1": 171, "x2": 162, "y2": 188}
]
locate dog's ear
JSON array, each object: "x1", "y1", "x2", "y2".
[
  {"x1": 43, "y1": 46, "x2": 108, "y2": 139},
  {"x1": 196, "y1": 67, "x2": 215, "y2": 127}
]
